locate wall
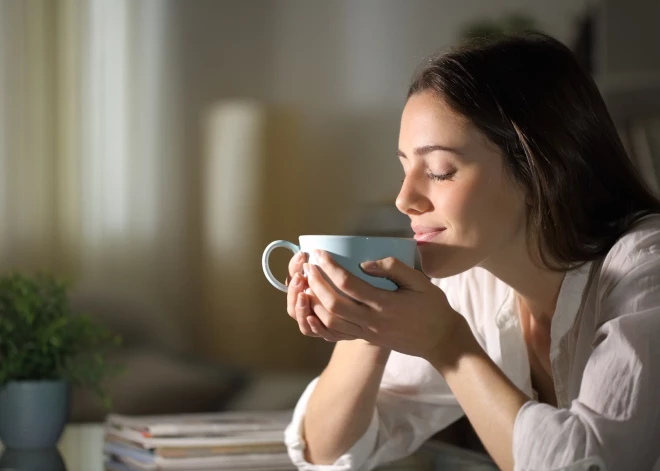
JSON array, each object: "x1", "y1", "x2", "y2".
[
  {"x1": 174, "y1": 0, "x2": 591, "y2": 222},
  {"x1": 168, "y1": 0, "x2": 593, "y2": 370},
  {"x1": 597, "y1": 0, "x2": 660, "y2": 76}
]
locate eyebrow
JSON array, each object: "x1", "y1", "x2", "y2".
[{"x1": 397, "y1": 144, "x2": 462, "y2": 159}]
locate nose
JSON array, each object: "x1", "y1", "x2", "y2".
[{"x1": 395, "y1": 173, "x2": 433, "y2": 216}]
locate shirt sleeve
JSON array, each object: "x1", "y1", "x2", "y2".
[
  {"x1": 284, "y1": 377, "x2": 380, "y2": 471},
  {"x1": 513, "y1": 237, "x2": 660, "y2": 471},
  {"x1": 284, "y1": 367, "x2": 464, "y2": 471}
]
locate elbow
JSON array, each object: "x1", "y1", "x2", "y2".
[
  {"x1": 302, "y1": 437, "x2": 344, "y2": 466},
  {"x1": 514, "y1": 401, "x2": 605, "y2": 469}
]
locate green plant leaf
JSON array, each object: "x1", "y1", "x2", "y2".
[{"x1": 0, "y1": 272, "x2": 123, "y2": 409}]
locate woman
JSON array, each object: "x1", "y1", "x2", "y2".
[{"x1": 283, "y1": 32, "x2": 660, "y2": 471}]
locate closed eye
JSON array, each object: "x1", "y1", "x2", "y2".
[{"x1": 427, "y1": 171, "x2": 456, "y2": 182}]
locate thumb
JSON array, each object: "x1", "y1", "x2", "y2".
[{"x1": 360, "y1": 257, "x2": 427, "y2": 291}]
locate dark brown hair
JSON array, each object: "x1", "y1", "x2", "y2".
[{"x1": 408, "y1": 32, "x2": 660, "y2": 270}]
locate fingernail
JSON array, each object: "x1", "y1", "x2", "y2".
[
  {"x1": 313, "y1": 250, "x2": 324, "y2": 262},
  {"x1": 303, "y1": 263, "x2": 312, "y2": 277},
  {"x1": 297, "y1": 293, "x2": 307, "y2": 308},
  {"x1": 361, "y1": 260, "x2": 377, "y2": 270}
]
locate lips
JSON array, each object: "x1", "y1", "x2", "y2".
[{"x1": 412, "y1": 225, "x2": 446, "y2": 244}]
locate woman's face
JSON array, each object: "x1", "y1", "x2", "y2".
[{"x1": 396, "y1": 91, "x2": 528, "y2": 278}]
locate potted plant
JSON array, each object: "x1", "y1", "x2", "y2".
[{"x1": 0, "y1": 273, "x2": 120, "y2": 449}]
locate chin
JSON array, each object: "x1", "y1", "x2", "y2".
[
  {"x1": 418, "y1": 244, "x2": 479, "y2": 279},
  {"x1": 420, "y1": 262, "x2": 466, "y2": 279}
]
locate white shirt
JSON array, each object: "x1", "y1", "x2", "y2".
[{"x1": 285, "y1": 214, "x2": 660, "y2": 471}]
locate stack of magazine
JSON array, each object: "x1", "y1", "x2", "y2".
[
  {"x1": 103, "y1": 410, "x2": 295, "y2": 470},
  {"x1": 103, "y1": 409, "x2": 495, "y2": 471}
]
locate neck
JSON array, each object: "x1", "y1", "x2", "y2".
[{"x1": 479, "y1": 235, "x2": 566, "y2": 325}]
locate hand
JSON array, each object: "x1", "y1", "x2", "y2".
[
  {"x1": 286, "y1": 251, "x2": 356, "y2": 343},
  {"x1": 304, "y1": 250, "x2": 469, "y2": 363}
]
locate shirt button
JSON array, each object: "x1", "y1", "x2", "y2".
[{"x1": 587, "y1": 465, "x2": 600, "y2": 471}]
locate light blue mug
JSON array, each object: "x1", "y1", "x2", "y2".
[{"x1": 262, "y1": 235, "x2": 417, "y2": 292}]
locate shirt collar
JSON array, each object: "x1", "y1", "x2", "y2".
[
  {"x1": 494, "y1": 262, "x2": 593, "y2": 350},
  {"x1": 549, "y1": 262, "x2": 593, "y2": 352}
]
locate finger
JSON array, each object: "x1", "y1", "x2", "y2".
[
  {"x1": 313, "y1": 250, "x2": 381, "y2": 304},
  {"x1": 307, "y1": 315, "x2": 356, "y2": 342},
  {"x1": 306, "y1": 263, "x2": 370, "y2": 325},
  {"x1": 307, "y1": 292, "x2": 364, "y2": 338},
  {"x1": 287, "y1": 273, "x2": 307, "y2": 318},
  {"x1": 295, "y1": 293, "x2": 320, "y2": 337},
  {"x1": 287, "y1": 251, "x2": 308, "y2": 282},
  {"x1": 360, "y1": 256, "x2": 427, "y2": 291}
]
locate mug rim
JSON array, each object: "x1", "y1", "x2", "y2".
[{"x1": 299, "y1": 235, "x2": 413, "y2": 241}]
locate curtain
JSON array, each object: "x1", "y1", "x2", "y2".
[{"x1": 0, "y1": 0, "x2": 189, "y2": 351}]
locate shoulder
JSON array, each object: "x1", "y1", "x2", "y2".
[
  {"x1": 595, "y1": 213, "x2": 660, "y2": 321},
  {"x1": 600, "y1": 213, "x2": 660, "y2": 285},
  {"x1": 603, "y1": 213, "x2": 660, "y2": 267}
]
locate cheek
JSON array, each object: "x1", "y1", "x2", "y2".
[
  {"x1": 433, "y1": 171, "x2": 492, "y2": 227},
  {"x1": 469, "y1": 170, "x2": 527, "y2": 243},
  {"x1": 434, "y1": 169, "x2": 524, "y2": 238}
]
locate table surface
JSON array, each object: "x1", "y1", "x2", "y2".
[{"x1": 0, "y1": 424, "x2": 498, "y2": 471}]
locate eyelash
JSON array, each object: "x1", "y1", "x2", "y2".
[
  {"x1": 427, "y1": 171, "x2": 455, "y2": 182},
  {"x1": 400, "y1": 171, "x2": 456, "y2": 183}
]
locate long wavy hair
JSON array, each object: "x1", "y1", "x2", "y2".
[{"x1": 408, "y1": 32, "x2": 660, "y2": 270}]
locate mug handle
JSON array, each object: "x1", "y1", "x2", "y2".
[{"x1": 262, "y1": 240, "x2": 301, "y2": 292}]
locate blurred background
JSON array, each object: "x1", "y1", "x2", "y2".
[{"x1": 0, "y1": 0, "x2": 659, "y2": 421}]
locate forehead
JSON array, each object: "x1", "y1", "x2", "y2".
[
  {"x1": 399, "y1": 91, "x2": 506, "y2": 170},
  {"x1": 400, "y1": 91, "x2": 471, "y2": 143}
]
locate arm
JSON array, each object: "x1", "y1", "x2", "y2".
[
  {"x1": 285, "y1": 342, "x2": 466, "y2": 471},
  {"x1": 285, "y1": 254, "x2": 473, "y2": 471},
  {"x1": 303, "y1": 252, "x2": 527, "y2": 469},
  {"x1": 303, "y1": 340, "x2": 391, "y2": 464},
  {"x1": 429, "y1": 319, "x2": 528, "y2": 471},
  {"x1": 285, "y1": 252, "x2": 393, "y2": 466},
  {"x1": 507, "y1": 254, "x2": 660, "y2": 470},
  {"x1": 304, "y1": 249, "x2": 660, "y2": 471},
  {"x1": 433, "y1": 253, "x2": 660, "y2": 471}
]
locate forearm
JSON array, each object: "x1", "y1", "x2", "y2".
[
  {"x1": 303, "y1": 340, "x2": 391, "y2": 464},
  {"x1": 429, "y1": 319, "x2": 529, "y2": 471}
]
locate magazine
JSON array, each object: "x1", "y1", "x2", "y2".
[
  {"x1": 106, "y1": 410, "x2": 293, "y2": 437},
  {"x1": 105, "y1": 433, "x2": 286, "y2": 458},
  {"x1": 105, "y1": 426, "x2": 287, "y2": 448},
  {"x1": 104, "y1": 443, "x2": 293, "y2": 470},
  {"x1": 103, "y1": 409, "x2": 294, "y2": 469}
]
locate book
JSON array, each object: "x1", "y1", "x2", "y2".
[
  {"x1": 103, "y1": 431, "x2": 496, "y2": 471},
  {"x1": 104, "y1": 443, "x2": 293, "y2": 470},
  {"x1": 103, "y1": 410, "x2": 295, "y2": 470},
  {"x1": 105, "y1": 457, "x2": 294, "y2": 471},
  {"x1": 105, "y1": 426, "x2": 287, "y2": 449},
  {"x1": 105, "y1": 432, "x2": 287, "y2": 458},
  {"x1": 106, "y1": 410, "x2": 292, "y2": 437}
]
